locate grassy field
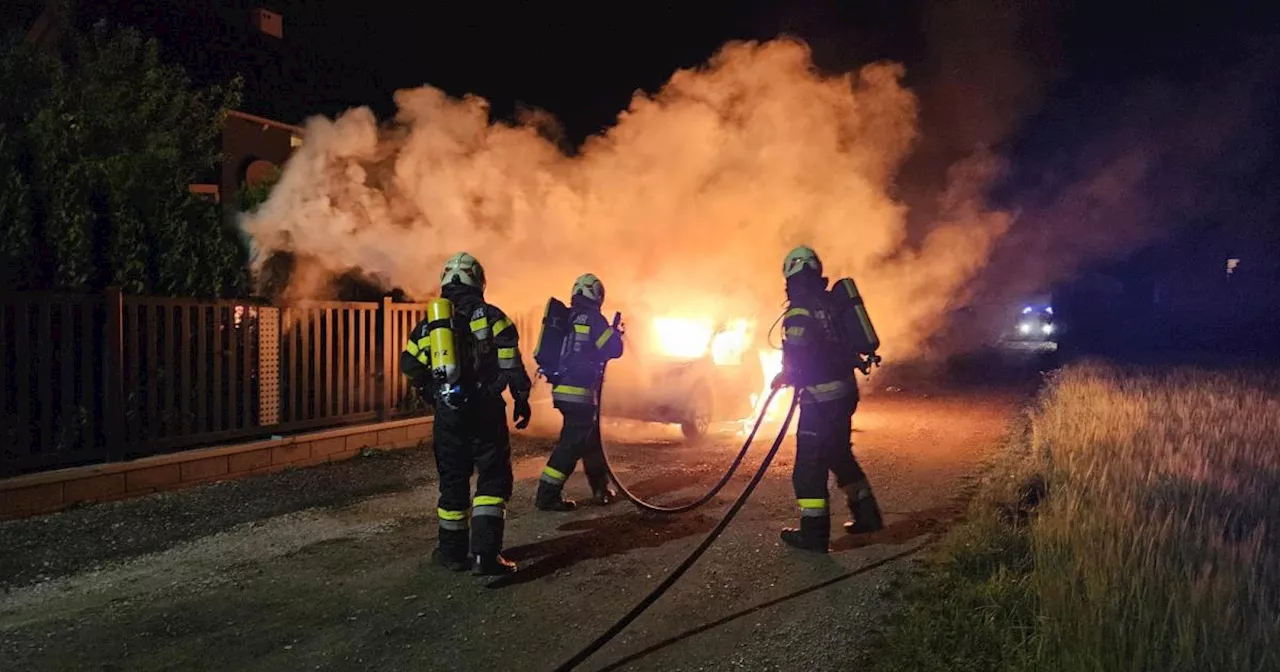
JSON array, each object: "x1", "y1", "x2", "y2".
[{"x1": 864, "y1": 363, "x2": 1280, "y2": 672}]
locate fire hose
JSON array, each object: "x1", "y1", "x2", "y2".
[
  {"x1": 595, "y1": 383, "x2": 785, "y2": 514},
  {"x1": 591, "y1": 311, "x2": 784, "y2": 514},
  {"x1": 553, "y1": 385, "x2": 799, "y2": 672}
]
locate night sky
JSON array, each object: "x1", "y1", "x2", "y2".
[{"x1": 15, "y1": 0, "x2": 1280, "y2": 300}]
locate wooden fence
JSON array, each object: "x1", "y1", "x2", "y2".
[{"x1": 1, "y1": 290, "x2": 541, "y2": 478}]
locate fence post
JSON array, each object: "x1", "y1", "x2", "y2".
[
  {"x1": 102, "y1": 287, "x2": 125, "y2": 460},
  {"x1": 378, "y1": 295, "x2": 393, "y2": 421},
  {"x1": 258, "y1": 306, "x2": 281, "y2": 426}
]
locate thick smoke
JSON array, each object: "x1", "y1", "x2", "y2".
[{"x1": 242, "y1": 39, "x2": 1014, "y2": 358}]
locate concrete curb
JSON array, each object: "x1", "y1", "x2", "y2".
[{"x1": 0, "y1": 417, "x2": 434, "y2": 520}]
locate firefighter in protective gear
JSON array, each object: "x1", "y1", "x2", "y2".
[
  {"x1": 536, "y1": 273, "x2": 625, "y2": 511},
  {"x1": 772, "y1": 245, "x2": 885, "y2": 553},
  {"x1": 400, "y1": 252, "x2": 534, "y2": 575}
]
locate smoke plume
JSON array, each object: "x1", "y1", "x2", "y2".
[{"x1": 242, "y1": 39, "x2": 1015, "y2": 358}]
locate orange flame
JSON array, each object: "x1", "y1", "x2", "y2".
[
  {"x1": 650, "y1": 317, "x2": 715, "y2": 359},
  {"x1": 743, "y1": 348, "x2": 794, "y2": 435},
  {"x1": 710, "y1": 318, "x2": 752, "y2": 365}
]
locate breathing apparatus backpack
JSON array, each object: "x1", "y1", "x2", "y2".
[
  {"x1": 425, "y1": 297, "x2": 467, "y2": 408},
  {"x1": 533, "y1": 297, "x2": 571, "y2": 384},
  {"x1": 828, "y1": 277, "x2": 882, "y2": 374}
]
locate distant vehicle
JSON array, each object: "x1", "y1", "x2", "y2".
[{"x1": 1009, "y1": 302, "x2": 1056, "y2": 342}]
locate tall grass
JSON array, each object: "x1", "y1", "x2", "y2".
[{"x1": 866, "y1": 363, "x2": 1280, "y2": 672}]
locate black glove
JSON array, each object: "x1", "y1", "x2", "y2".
[
  {"x1": 412, "y1": 380, "x2": 433, "y2": 406},
  {"x1": 513, "y1": 394, "x2": 532, "y2": 430}
]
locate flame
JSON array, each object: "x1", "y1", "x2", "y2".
[
  {"x1": 710, "y1": 318, "x2": 753, "y2": 366},
  {"x1": 648, "y1": 315, "x2": 793, "y2": 435},
  {"x1": 743, "y1": 348, "x2": 794, "y2": 435},
  {"x1": 651, "y1": 316, "x2": 757, "y2": 364},
  {"x1": 650, "y1": 317, "x2": 715, "y2": 359}
]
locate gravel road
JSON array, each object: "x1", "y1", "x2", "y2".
[{"x1": 0, "y1": 388, "x2": 1021, "y2": 672}]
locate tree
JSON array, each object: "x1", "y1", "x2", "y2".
[{"x1": 0, "y1": 17, "x2": 248, "y2": 297}]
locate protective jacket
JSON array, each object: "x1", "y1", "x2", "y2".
[
  {"x1": 400, "y1": 284, "x2": 532, "y2": 404},
  {"x1": 778, "y1": 272, "x2": 882, "y2": 551},
  {"x1": 781, "y1": 280, "x2": 857, "y2": 405},
  {"x1": 550, "y1": 295, "x2": 624, "y2": 407},
  {"x1": 398, "y1": 282, "x2": 531, "y2": 568}
]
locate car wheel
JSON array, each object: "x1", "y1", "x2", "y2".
[{"x1": 682, "y1": 385, "x2": 713, "y2": 439}]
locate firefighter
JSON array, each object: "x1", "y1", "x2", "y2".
[
  {"x1": 771, "y1": 245, "x2": 884, "y2": 552},
  {"x1": 535, "y1": 273, "x2": 625, "y2": 511},
  {"x1": 400, "y1": 252, "x2": 534, "y2": 575}
]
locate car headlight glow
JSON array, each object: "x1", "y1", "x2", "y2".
[
  {"x1": 1018, "y1": 322, "x2": 1032, "y2": 335},
  {"x1": 1042, "y1": 323, "x2": 1054, "y2": 335}
]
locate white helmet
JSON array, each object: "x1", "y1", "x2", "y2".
[
  {"x1": 572, "y1": 273, "x2": 605, "y2": 304},
  {"x1": 440, "y1": 252, "x2": 486, "y2": 291},
  {"x1": 782, "y1": 245, "x2": 823, "y2": 279}
]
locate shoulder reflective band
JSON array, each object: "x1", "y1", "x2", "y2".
[
  {"x1": 498, "y1": 347, "x2": 518, "y2": 368},
  {"x1": 595, "y1": 327, "x2": 616, "y2": 349},
  {"x1": 470, "y1": 317, "x2": 491, "y2": 339},
  {"x1": 493, "y1": 317, "x2": 512, "y2": 336},
  {"x1": 784, "y1": 307, "x2": 810, "y2": 319},
  {"x1": 574, "y1": 324, "x2": 591, "y2": 334}
]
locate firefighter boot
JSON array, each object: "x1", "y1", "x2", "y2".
[
  {"x1": 432, "y1": 529, "x2": 470, "y2": 572},
  {"x1": 591, "y1": 485, "x2": 618, "y2": 506},
  {"x1": 474, "y1": 552, "x2": 518, "y2": 576},
  {"x1": 471, "y1": 515, "x2": 518, "y2": 576},
  {"x1": 841, "y1": 482, "x2": 885, "y2": 534},
  {"x1": 582, "y1": 453, "x2": 617, "y2": 506},
  {"x1": 780, "y1": 515, "x2": 831, "y2": 553},
  {"x1": 535, "y1": 480, "x2": 577, "y2": 512}
]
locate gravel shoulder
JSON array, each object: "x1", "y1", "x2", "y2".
[{"x1": 0, "y1": 390, "x2": 1020, "y2": 671}]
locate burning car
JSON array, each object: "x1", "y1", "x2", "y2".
[
  {"x1": 599, "y1": 316, "x2": 771, "y2": 438},
  {"x1": 506, "y1": 311, "x2": 775, "y2": 440},
  {"x1": 520, "y1": 302, "x2": 784, "y2": 440}
]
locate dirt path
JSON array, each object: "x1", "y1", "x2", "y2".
[{"x1": 0, "y1": 390, "x2": 1019, "y2": 672}]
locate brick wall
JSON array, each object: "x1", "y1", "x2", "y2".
[{"x1": 0, "y1": 417, "x2": 433, "y2": 520}]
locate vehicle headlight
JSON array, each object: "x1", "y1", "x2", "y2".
[
  {"x1": 1018, "y1": 322, "x2": 1032, "y2": 335},
  {"x1": 1042, "y1": 323, "x2": 1054, "y2": 335}
]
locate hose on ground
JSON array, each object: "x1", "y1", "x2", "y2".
[
  {"x1": 553, "y1": 390, "x2": 800, "y2": 672},
  {"x1": 596, "y1": 384, "x2": 783, "y2": 515}
]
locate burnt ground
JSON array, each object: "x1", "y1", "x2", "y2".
[{"x1": 0, "y1": 385, "x2": 1023, "y2": 672}]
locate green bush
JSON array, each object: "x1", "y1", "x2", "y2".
[{"x1": 0, "y1": 15, "x2": 247, "y2": 297}]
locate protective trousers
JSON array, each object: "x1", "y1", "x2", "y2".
[
  {"x1": 540, "y1": 403, "x2": 611, "y2": 497},
  {"x1": 432, "y1": 396, "x2": 514, "y2": 562},
  {"x1": 792, "y1": 397, "x2": 879, "y2": 543}
]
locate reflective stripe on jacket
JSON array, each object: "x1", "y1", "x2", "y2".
[
  {"x1": 552, "y1": 304, "x2": 623, "y2": 407},
  {"x1": 399, "y1": 298, "x2": 532, "y2": 400},
  {"x1": 781, "y1": 303, "x2": 855, "y2": 404}
]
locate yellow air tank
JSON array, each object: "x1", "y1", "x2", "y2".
[
  {"x1": 830, "y1": 277, "x2": 880, "y2": 355},
  {"x1": 426, "y1": 297, "x2": 461, "y2": 395}
]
